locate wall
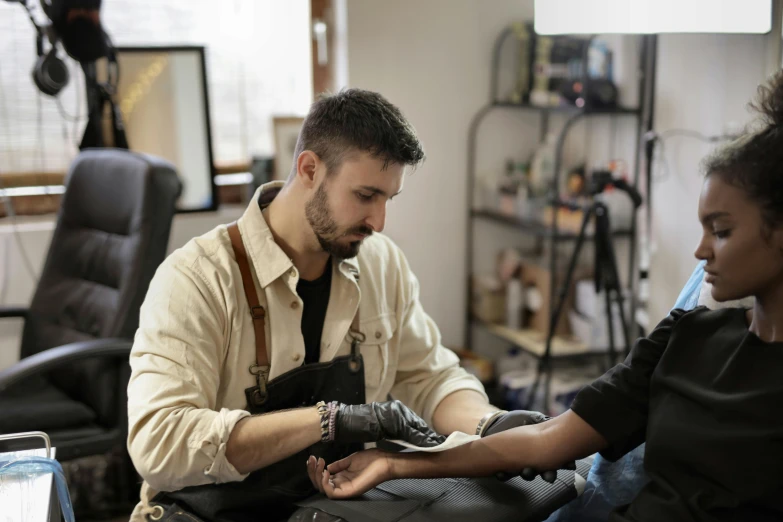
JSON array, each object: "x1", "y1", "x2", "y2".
[
  {"x1": 647, "y1": 33, "x2": 768, "y2": 323},
  {"x1": 345, "y1": 0, "x2": 771, "y2": 348},
  {"x1": 0, "y1": 207, "x2": 243, "y2": 371},
  {"x1": 346, "y1": 0, "x2": 536, "y2": 349}
]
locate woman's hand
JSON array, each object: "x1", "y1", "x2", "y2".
[{"x1": 307, "y1": 450, "x2": 393, "y2": 499}]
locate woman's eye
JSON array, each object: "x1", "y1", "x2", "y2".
[
  {"x1": 356, "y1": 192, "x2": 373, "y2": 201},
  {"x1": 714, "y1": 229, "x2": 731, "y2": 239}
]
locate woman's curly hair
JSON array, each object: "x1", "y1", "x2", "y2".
[{"x1": 703, "y1": 71, "x2": 783, "y2": 230}]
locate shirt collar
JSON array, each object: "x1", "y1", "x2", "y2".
[{"x1": 238, "y1": 182, "x2": 361, "y2": 288}]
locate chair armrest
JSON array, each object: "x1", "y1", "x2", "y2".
[
  {"x1": 0, "y1": 338, "x2": 133, "y2": 392},
  {"x1": 0, "y1": 307, "x2": 29, "y2": 320}
]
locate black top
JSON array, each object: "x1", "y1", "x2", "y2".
[
  {"x1": 296, "y1": 259, "x2": 332, "y2": 365},
  {"x1": 571, "y1": 306, "x2": 783, "y2": 522}
]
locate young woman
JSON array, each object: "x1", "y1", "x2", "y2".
[{"x1": 306, "y1": 73, "x2": 783, "y2": 522}]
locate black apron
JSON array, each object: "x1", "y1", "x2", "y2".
[{"x1": 148, "y1": 222, "x2": 365, "y2": 522}]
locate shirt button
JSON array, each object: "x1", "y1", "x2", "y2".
[
  {"x1": 289, "y1": 269, "x2": 296, "y2": 278},
  {"x1": 291, "y1": 301, "x2": 299, "y2": 309},
  {"x1": 292, "y1": 353, "x2": 302, "y2": 362},
  {"x1": 375, "y1": 331, "x2": 382, "y2": 339},
  {"x1": 203, "y1": 466, "x2": 210, "y2": 474}
]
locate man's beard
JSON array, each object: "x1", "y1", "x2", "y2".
[{"x1": 305, "y1": 182, "x2": 372, "y2": 259}]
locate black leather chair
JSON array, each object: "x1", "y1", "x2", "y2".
[{"x1": 0, "y1": 149, "x2": 181, "y2": 463}]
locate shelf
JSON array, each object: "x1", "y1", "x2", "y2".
[
  {"x1": 490, "y1": 101, "x2": 641, "y2": 115},
  {"x1": 471, "y1": 209, "x2": 633, "y2": 239},
  {"x1": 477, "y1": 320, "x2": 591, "y2": 358}
]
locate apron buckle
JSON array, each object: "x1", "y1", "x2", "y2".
[
  {"x1": 349, "y1": 338, "x2": 363, "y2": 373},
  {"x1": 249, "y1": 364, "x2": 270, "y2": 405}
]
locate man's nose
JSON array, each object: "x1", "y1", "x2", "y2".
[{"x1": 366, "y1": 202, "x2": 387, "y2": 233}]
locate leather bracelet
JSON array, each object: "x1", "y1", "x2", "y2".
[
  {"x1": 316, "y1": 401, "x2": 330, "y2": 443},
  {"x1": 475, "y1": 410, "x2": 508, "y2": 437}
]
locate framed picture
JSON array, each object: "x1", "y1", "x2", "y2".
[
  {"x1": 109, "y1": 46, "x2": 218, "y2": 213},
  {"x1": 273, "y1": 116, "x2": 305, "y2": 180}
]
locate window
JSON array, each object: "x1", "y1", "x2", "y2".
[{"x1": 0, "y1": 0, "x2": 312, "y2": 178}]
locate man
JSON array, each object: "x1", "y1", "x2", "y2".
[{"x1": 127, "y1": 89, "x2": 551, "y2": 522}]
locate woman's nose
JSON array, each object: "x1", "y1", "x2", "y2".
[{"x1": 694, "y1": 235, "x2": 712, "y2": 261}]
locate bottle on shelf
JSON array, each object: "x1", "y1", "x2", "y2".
[{"x1": 528, "y1": 132, "x2": 557, "y2": 198}]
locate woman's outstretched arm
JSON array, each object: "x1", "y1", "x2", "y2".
[{"x1": 315, "y1": 409, "x2": 607, "y2": 498}]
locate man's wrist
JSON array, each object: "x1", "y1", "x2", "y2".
[{"x1": 476, "y1": 410, "x2": 507, "y2": 436}]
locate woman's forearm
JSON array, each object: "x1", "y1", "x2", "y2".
[
  {"x1": 389, "y1": 410, "x2": 607, "y2": 480},
  {"x1": 390, "y1": 425, "x2": 543, "y2": 479}
]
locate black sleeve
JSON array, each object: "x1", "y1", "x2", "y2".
[{"x1": 570, "y1": 308, "x2": 686, "y2": 461}]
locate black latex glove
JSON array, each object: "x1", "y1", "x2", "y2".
[
  {"x1": 483, "y1": 410, "x2": 576, "y2": 483},
  {"x1": 335, "y1": 400, "x2": 446, "y2": 448}
]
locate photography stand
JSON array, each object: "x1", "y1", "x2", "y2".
[
  {"x1": 524, "y1": 190, "x2": 641, "y2": 412},
  {"x1": 554, "y1": 199, "x2": 632, "y2": 365}
]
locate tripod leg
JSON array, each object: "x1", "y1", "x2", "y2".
[
  {"x1": 526, "y1": 205, "x2": 595, "y2": 412},
  {"x1": 603, "y1": 286, "x2": 617, "y2": 368},
  {"x1": 525, "y1": 359, "x2": 544, "y2": 411},
  {"x1": 548, "y1": 206, "x2": 595, "y2": 342},
  {"x1": 596, "y1": 203, "x2": 633, "y2": 360},
  {"x1": 609, "y1": 272, "x2": 633, "y2": 357}
]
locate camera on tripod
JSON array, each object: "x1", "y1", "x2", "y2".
[{"x1": 586, "y1": 169, "x2": 643, "y2": 209}]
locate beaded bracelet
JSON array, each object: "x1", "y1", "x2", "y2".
[
  {"x1": 316, "y1": 401, "x2": 330, "y2": 443},
  {"x1": 328, "y1": 401, "x2": 339, "y2": 442}
]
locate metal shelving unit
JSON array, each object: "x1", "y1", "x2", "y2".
[
  {"x1": 464, "y1": 28, "x2": 658, "y2": 412},
  {"x1": 471, "y1": 209, "x2": 634, "y2": 239}
]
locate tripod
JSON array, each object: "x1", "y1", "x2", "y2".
[
  {"x1": 523, "y1": 182, "x2": 642, "y2": 412},
  {"x1": 553, "y1": 199, "x2": 633, "y2": 367}
]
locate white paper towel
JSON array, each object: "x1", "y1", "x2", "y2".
[{"x1": 389, "y1": 431, "x2": 480, "y2": 453}]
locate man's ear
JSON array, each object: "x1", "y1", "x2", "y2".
[{"x1": 295, "y1": 151, "x2": 321, "y2": 188}]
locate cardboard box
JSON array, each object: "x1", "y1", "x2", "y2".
[
  {"x1": 471, "y1": 275, "x2": 506, "y2": 324},
  {"x1": 519, "y1": 262, "x2": 586, "y2": 337}
]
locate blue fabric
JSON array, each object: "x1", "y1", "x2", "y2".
[
  {"x1": 545, "y1": 262, "x2": 706, "y2": 522},
  {"x1": 673, "y1": 260, "x2": 706, "y2": 310}
]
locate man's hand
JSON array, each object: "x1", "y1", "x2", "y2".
[
  {"x1": 483, "y1": 410, "x2": 576, "y2": 483},
  {"x1": 306, "y1": 450, "x2": 392, "y2": 499},
  {"x1": 335, "y1": 401, "x2": 446, "y2": 447}
]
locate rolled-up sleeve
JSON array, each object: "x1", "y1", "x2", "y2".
[
  {"x1": 570, "y1": 309, "x2": 685, "y2": 461},
  {"x1": 389, "y1": 256, "x2": 486, "y2": 426},
  {"x1": 127, "y1": 255, "x2": 250, "y2": 492}
]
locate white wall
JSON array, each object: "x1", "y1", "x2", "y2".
[
  {"x1": 345, "y1": 0, "x2": 772, "y2": 348},
  {"x1": 0, "y1": 207, "x2": 243, "y2": 371},
  {"x1": 346, "y1": 0, "x2": 535, "y2": 348},
  {"x1": 647, "y1": 33, "x2": 768, "y2": 323}
]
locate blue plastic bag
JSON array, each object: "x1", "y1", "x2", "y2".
[{"x1": 0, "y1": 455, "x2": 76, "y2": 522}]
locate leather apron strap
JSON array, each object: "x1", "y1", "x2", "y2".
[
  {"x1": 228, "y1": 222, "x2": 270, "y2": 402},
  {"x1": 227, "y1": 221, "x2": 268, "y2": 366},
  {"x1": 227, "y1": 221, "x2": 364, "y2": 393}
]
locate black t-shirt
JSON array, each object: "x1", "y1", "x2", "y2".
[
  {"x1": 571, "y1": 306, "x2": 783, "y2": 522},
  {"x1": 296, "y1": 259, "x2": 332, "y2": 365}
]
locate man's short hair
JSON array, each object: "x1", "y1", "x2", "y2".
[{"x1": 289, "y1": 88, "x2": 425, "y2": 179}]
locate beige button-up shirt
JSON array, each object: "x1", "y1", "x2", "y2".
[{"x1": 127, "y1": 182, "x2": 485, "y2": 516}]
